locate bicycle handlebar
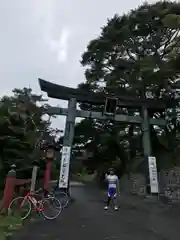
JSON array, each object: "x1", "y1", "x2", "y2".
[{"x1": 32, "y1": 188, "x2": 43, "y2": 194}]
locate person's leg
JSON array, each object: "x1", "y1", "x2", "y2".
[
  {"x1": 104, "y1": 196, "x2": 111, "y2": 210},
  {"x1": 112, "y1": 189, "x2": 118, "y2": 210},
  {"x1": 104, "y1": 189, "x2": 112, "y2": 210},
  {"x1": 112, "y1": 197, "x2": 118, "y2": 210}
]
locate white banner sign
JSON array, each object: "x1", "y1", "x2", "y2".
[
  {"x1": 148, "y1": 156, "x2": 159, "y2": 193},
  {"x1": 59, "y1": 146, "x2": 71, "y2": 188}
]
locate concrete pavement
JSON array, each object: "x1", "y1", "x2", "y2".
[{"x1": 12, "y1": 184, "x2": 180, "y2": 239}]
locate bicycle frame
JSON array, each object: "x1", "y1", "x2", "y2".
[
  {"x1": 9, "y1": 190, "x2": 62, "y2": 221},
  {"x1": 21, "y1": 192, "x2": 43, "y2": 212}
]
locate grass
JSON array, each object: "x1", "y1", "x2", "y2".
[
  {"x1": 0, "y1": 190, "x2": 31, "y2": 239},
  {"x1": 0, "y1": 191, "x2": 3, "y2": 210},
  {"x1": 0, "y1": 215, "x2": 22, "y2": 239}
]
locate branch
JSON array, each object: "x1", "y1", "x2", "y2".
[
  {"x1": 126, "y1": 49, "x2": 136, "y2": 61},
  {"x1": 162, "y1": 30, "x2": 180, "y2": 56},
  {"x1": 104, "y1": 65, "x2": 114, "y2": 72}
]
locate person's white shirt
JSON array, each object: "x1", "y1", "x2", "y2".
[{"x1": 105, "y1": 174, "x2": 118, "y2": 188}]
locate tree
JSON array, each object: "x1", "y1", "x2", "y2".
[
  {"x1": 79, "y1": 1, "x2": 180, "y2": 172},
  {"x1": 81, "y1": 1, "x2": 180, "y2": 98},
  {"x1": 0, "y1": 87, "x2": 53, "y2": 187}
]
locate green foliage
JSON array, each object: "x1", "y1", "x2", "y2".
[
  {"x1": 0, "y1": 215, "x2": 22, "y2": 239},
  {"x1": 75, "y1": 1, "x2": 180, "y2": 175},
  {"x1": 0, "y1": 87, "x2": 53, "y2": 187},
  {"x1": 81, "y1": 1, "x2": 180, "y2": 97}
]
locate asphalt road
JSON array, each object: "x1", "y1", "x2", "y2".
[{"x1": 13, "y1": 184, "x2": 180, "y2": 240}]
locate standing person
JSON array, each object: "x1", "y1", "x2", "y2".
[{"x1": 104, "y1": 168, "x2": 119, "y2": 211}]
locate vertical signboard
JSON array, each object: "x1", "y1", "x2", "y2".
[
  {"x1": 59, "y1": 146, "x2": 71, "y2": 188},
  {"x1": 148, "y1": 156, "x2": 159, "y2": 193}
]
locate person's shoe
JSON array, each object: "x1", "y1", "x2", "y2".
[
  {"x1": 114, "y1": 206, "x2": 118, "y2": 211},
  {"x1": 104, "y1": 206, "x2": 108, "y2": 210}
]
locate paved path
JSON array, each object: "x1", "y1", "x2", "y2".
[{"x1": 13, "y1": 185, "x2": 180, "y2": 240}]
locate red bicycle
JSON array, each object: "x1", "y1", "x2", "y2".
[{"x1": 8, "y1": 188, "x2": 62, "y2": 220}]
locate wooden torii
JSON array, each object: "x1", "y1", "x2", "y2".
[{"x1": 38, "y1": 78, "x2": 174, "y2": 194}]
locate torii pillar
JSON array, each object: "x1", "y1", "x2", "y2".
[{"x1": 58, "y1": 98, "x2": 76, "y2": 193}]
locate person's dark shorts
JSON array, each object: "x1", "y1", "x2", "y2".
[{"x1": 108, "y1": 187, "x2": 117, "y2": 197}]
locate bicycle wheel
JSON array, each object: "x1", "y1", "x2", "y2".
[
  {"x1": 41, "y1": 196, "x2": 62, "y2": 220},
  {"x1": 58, "y1": 192, "x2": 69, "y2": 208},
  {"x1": 8, "y1": 197, "x2": 32, "y2": 220}
]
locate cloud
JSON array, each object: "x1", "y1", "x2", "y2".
[
  {"x1": 0, "y1": 0, "x2": 160, "y2": 130},
  {"x1": 48, "y1": 28, "x2": 70, "y2": 63}
]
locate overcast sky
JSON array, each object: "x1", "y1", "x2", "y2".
[{"x1": 0, "y1": 0, "x2": 156, "y2": 130}]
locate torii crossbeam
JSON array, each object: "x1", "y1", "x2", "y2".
[{"x1": 38, "y1": 78, "x2": 170, "y2": 195}]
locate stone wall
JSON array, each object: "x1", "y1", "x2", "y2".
[
  {"x1": 159, "y1": 167, "x2": 180, "y2": 202},
  {"x1": 121, "y1": 167, "x2": 180, "y2": 202}
]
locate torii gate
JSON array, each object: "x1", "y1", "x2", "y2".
[{"x1": 38, "y1": 78, "x2": 173, "y2": 194}]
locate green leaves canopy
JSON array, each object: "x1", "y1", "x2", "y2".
[
  {"x1": 81, "y1": 1, "x2": 180, "y2": 98},
  {"x1": 75, "y1": 1, "x2": 180, "y2": 174},
  {"x1": 0, "y1": 87, "x2": 52, "y2": 186}
]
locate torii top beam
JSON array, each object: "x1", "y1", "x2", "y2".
[{"x1": 38, "y1": 78, "x2": 174, "y2": 109}]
